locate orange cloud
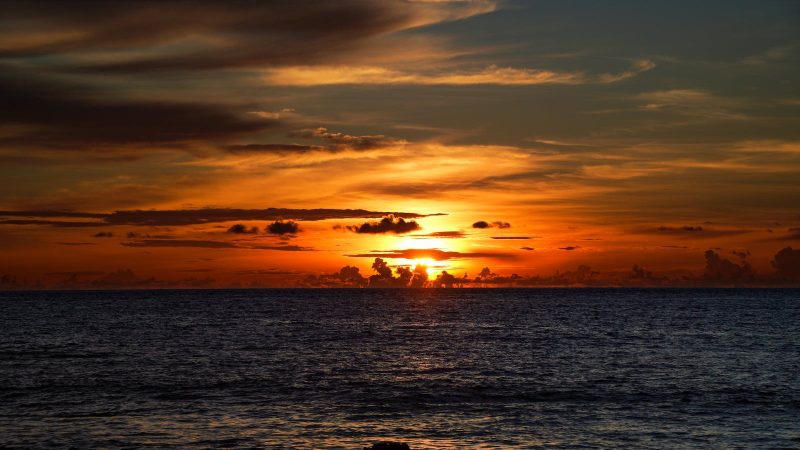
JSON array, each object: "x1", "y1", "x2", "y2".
[{"x1": 262, "y1": 60, "x2": 655, "y2": 86}]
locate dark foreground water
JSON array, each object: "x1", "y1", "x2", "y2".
[{"x1": 1, "y1": 289, "x2": 799, "y2": 448}]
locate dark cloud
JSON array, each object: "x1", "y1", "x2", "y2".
[
  {"x1": 472, "y1": 221, "x2": 511, "y2": 229},
  {"x1": 0, "y1": 1, "x2": 474, "y2": 71},
  {"x1": 433, "y1": 271, "x2": 467, "y2": 288},
  {"x1": 367, "y1": 258, "x2": 412, "y2": 287},
  {"x1": 345, "y1": 216, "x2": 421, "y2": 234},
  {"x1": 0, "y1": 210, "x2": 105, "y2": 218},
  {"x1": 227, "y1": 224, "x2": 259, "y2": 234},
  {"x1": 559, "y1": 246, "x2": 580, "y2": 251},
  {"x1": 93, "y1": 232, "x2": 114, "y2": 238},
  {"x1": 122, "y1": 239, "x2": 312, "y2": 251},
  {"x1": 732, "y1": 250, "x2": 751, "y2": 259},
  {"x1": 703, "y1": 249, "x2": 755, "y2": 282},
  {"x1": 301, "y1": 265, "x2": 368, "y2": 288},
  {"x1": 0, "y1": 208, "x2": 441, "y2": 227},
  {"x1": 105, "y1": 208, "x2": 437, "y2": 226},
  {"x1": 289, "y1": 127, "x2": 406, "y2": 150},
  {"x1": 660, "y1": 225, "x2": 704, "y2": 232},
  {"x1": 267, "y1": 220, "x2": 299, "y2": 235},
  {"x1": 521, "y1": 246, "x2": 535, "y2": 251},
  {"x1": 491, "y1": 236, "x2": 531, "y2": 240},
  {"x1": 771, "y1": 246, "x2": 800, "y2": 280},
  {"x1": 347, "y1": 248, "x2": 515, "y2": 261},
  {"x1": 57, "y1": 242, "x2": 96, "y2": 246},
  {"x1": 650, "y1": 226, "x2": 751, "y2": 238},
  {"x1": 630, "y1": 265, "x2": 657, "y2": 280},
  {"x1": 0, "y1": 219, "x2": 103, "y2": 227},
  {"x1": 122, "y1": 239, "x2": 239, "y2": 249},
  {"x1": 0, "y1": 67, "x2": 276, "y2": 150}
]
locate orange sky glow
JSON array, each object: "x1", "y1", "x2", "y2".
[{"x1": 1, "y1": 1, "x2": 799, "y2": 288}]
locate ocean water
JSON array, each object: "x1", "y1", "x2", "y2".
[{"x1": 0, "y1": 289, "x2": 798, "y2": 449}]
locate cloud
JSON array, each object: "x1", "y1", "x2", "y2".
[
  {"x1": 345, "y1": 216, "x2": 421, "y2": 234},
  {"x1": 367, "y1": 257, "x2": 414, "y2": 287},
  {"x1": 227, "y1": 224, "x2": 259, "y2": 234},
  {"x1": 57, "y1": 242, "x2": 96, "y2": 246},
  {"x1": 290, "y1": 127, "x2": 407, "y2": 150},
  {"x1": 770, "y1": 228, "x2": 800, "y2": 241},
  {"x1": 432, "y1": 270, "x2": 467, "y2": 288},
  {"x1": 301, "y1": 265, "x2": 368, "y2": 288},
  {"x1": 659, "y1": 225, "x2": 705, "y2": 232},
  {"x1": 221, "y1": 144, "x2": 322, "y2": 154},
  {"x1": 122, "y1": 239, "x2": 313, "y2": 251},
  {"x1": 0, "y1": 219, "x2": 104, "y2": 227},
  {"x1": 559, "y1": 246, "x2": 580, "y2": 251},
  {"x1": 771, "y1": 246, "x2": 800, "y2": 280},
  {"x1": 732, "y1": 250, "x2": 751, "y2": 259},
  {"x1": 305, "y1": 257, "x2": 432, "y2": 288},
  {"x1": 0, "y1": 210, "x2": 105, "y2": 218},
  {"x1": 703, "y1": 249, "x2": 755, "y2": 282},
  {"x1": 2, "y1": 1, "x2": 495, "y2": 71},
  {"x1": 635, "y1": 89, "x2": 745, "y2": 120},
  {"x1": 105, "y1": 208, "x2": 438, "y2": 226},
  {"x1": 472, "y1": 220, "x2": 511, "y2": 229},
  {"x1": 0, "y1": 208, "x2": 441, "y2": 227},
  {"x1": 490, "y1": 236, "x2": 531, "y2": 240},
  {"x1": 122, "y1": 239, "x2": 240, "y2": 249},
  {"x1": 520, "y1": 246, "x2": 535, "y2": 251},
  {"x1": 649, "y1": 226, "x2": 751, "y2": 238},
  {"x1": 266, "y1": 220, "x2": 299, "y2": 235},
  {"x1": 347, "y1": 248, "x2": 515, "y2": 260},
  {"x1": 0, "y1": 66, "x2": 277, "y2": 150},
  {"x1": 223, "y1": 127, "x2": 407, "y2": 154},
  {"x1": 93, "y1": 232, "x2": 114, "y2": 238},
  {"x1": 262, "y1": 60, "x2": 655, "y2": 86}
]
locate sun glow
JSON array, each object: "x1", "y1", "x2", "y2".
[{"x1": 412, "y1": 258, "x2": 438, "y2": 277}]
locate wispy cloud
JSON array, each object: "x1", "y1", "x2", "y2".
[{"x1": 262, "y1": 60, "x2": 655, "y2": 86}]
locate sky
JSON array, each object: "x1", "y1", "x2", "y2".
[{"x1": 1, "y1": 0, "x2": 799, "y2": 288}]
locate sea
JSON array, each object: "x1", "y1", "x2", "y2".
[{"x1": 1, "y1": 288, "x2": 798, "y2": 449}]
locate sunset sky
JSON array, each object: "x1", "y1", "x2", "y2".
[{"x1": 1, "y1": 0, "x2": 799, "y2": 288}]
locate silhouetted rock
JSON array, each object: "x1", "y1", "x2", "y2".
[{"x1": 364, "y1": 442, "x2": 411, "y2": 450}]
